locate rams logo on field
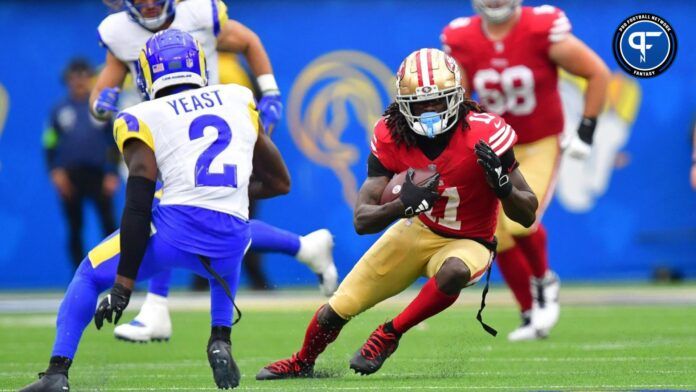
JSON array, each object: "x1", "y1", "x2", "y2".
[{"x1": 288, "y1": 50, "x2": 395, "y2": 207}]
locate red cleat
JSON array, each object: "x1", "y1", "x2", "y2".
[
  {"x1": 256, "y1": 353, "x2": 314, "y2": 380},
  {"x1": 349, "y1": 323, "x2": 401, "y2": 375}
]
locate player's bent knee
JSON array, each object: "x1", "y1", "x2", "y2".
[{"x1": 435, "y1": 258, "x2": 471, "y2": 295}]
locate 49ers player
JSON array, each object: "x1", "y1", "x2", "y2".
[
  {"x1": 442, "y1": 0, "x2": 610, "y2": 340},
  {"x1": 255, "y1": 49, "x2": 538, "y2": 379}
]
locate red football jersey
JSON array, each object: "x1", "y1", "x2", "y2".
[
  {"x1": 371, "y1": 111, "x2": 518, "y2": 240},
  {"x1": 441, "y1": 5, "x2": 571, "y2": 144}
]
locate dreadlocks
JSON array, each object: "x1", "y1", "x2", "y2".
[{"x1": 383, "y1": 98, "x2": 485, "y2": 148}]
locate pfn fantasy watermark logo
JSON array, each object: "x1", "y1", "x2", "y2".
[{"x1": 613, "y1": 13, "x2": 677, "y2": 78}]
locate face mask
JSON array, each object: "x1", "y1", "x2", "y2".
[{"x1": 412, "y1": 112, "x2": 442, "y2": 138}]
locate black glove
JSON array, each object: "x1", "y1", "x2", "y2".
[
  {"x1": 399, "y1": 168, "x2": 440, "y2": 217},
  {"x1": 94, "y1": 283, "x2": 132, "y2": 330},
  {"x1": 475, "y1": 140, "x2": 512, "y2": 199}
]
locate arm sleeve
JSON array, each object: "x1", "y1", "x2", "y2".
[
  {"x1": 117, "y1": 176, "x2": 156, "y2": 280},
  {"x1": 367, "y1": 153, "x2": 394, "y2": 178},
  {"x1": 486, "y1": 116, "x2": 518, "y2": 156},
  {"x1": 212, "y1": 0, "x2": 229, "y2": 36}
]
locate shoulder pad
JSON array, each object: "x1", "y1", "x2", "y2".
[{"x1": 529, "y1": 5, "x2": 572, "y2": 43}]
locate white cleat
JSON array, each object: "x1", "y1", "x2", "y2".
[
  {"x1": 114, "y1": 293, "x2": 172, "y2": 343},
  {"x1": 508, "y1": 312, "x2": 548, "y2": 342},
  {"x1": 531, "y1": 270, "x2": 560, "y2": 332},
  {"x1": 296, "y1": 229, "x2": 338, "y2": 296}
]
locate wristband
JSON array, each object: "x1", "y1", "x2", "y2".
[
  {"x1": 577, "y1": 117, "x2": 597, "y2": 145},
  {"x1": 257, "y1": 74, "x2": 279, "y2": 95}
]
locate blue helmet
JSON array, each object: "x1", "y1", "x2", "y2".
[
  {"x1": 136, "y1": 29, "x2": 208, "y2": 100},
  {"x1": 124, "y1": 0, "x2": 175, "y2": 30}
]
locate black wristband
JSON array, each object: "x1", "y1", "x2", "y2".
[
  {"x1": 577, "y1": 117, "x2": 597, "y2": 145},
  {"x1": 117, "y1": 176, "x2": 156, "y2": 280}
]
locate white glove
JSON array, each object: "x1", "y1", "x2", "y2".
[{"x1": 563, "y1": 133, "x2": 592, "y2": 160}]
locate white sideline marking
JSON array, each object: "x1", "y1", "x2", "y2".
[{"x1": 0, "y1": 315, "x2": 55, "y2": 327}]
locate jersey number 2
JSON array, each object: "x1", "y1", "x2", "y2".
[{"x1": 189, "y1": 114, "x2": 238, "y2": 188}]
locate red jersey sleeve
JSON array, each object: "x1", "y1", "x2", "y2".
[
  {"x1": 529, "y1": 5, "x2": 572, "y2": 52},
  {"x1": 370, "y1": 118, "x2": 400, "y2": 173},
  {"x1": 467, "y1": 112, "x2": 518, "y2": 156}
]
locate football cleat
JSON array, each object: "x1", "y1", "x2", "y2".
[
  {"x1": 18, "y1": 372, "x2": 69, "y2": 392},
  {"x1": 508, "y1": 312, "x2": 548, "y2": 342},
  {"x1": 296, "y1": 229, "x2": 339, "y2": 296},
  {"x1": 256, "y1": 353, "x2": 314, "y2": 380},
  {"x1": 114, "y1": 293, "x2": 172, "y2": 343},
  {"x1": 531, "y1": 270, "x2": 561, "y2": 332},
  {"x1": 207, "y1": 339, "x2": 240, "y2": 389},
  {"x1": 349, "y1": 323, "x2": 401, "y2": 375}
]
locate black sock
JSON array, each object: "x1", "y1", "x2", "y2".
[
  {"x1": 47, "y1": 356, "x2": 72, "y2": 376},
  {"x1": 209, "y1": 326, "x2": 231, "y2": 345},
  {"x1": 384, "y1": 321, "x2": 402, "y2": 338}
]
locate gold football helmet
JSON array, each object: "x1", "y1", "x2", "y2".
[{"x1": 395, "y1": 48, "x2": 464, "y2": 138}]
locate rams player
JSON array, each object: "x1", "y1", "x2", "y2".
[
  {"x1": 442, "y1": 0, "x2": 610, "y2": 340},
  {"x1": 256, "y1": 49, "x2": 538, "y2": 379},
  {"x1": 91, "y1": 0, "x2": 338, "y2": 344},
  {"x1": 20, "y1": 29, "x2": 287, "y2": 391}
]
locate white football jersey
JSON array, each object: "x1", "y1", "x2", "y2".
[
  {"x1": 113, "y1": 84, "x2": 259, "y2": 220},
  {"x1": 98, "y1": 0, "x2": 227, "y2": 86}
]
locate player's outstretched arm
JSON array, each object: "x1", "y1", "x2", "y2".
[
  {"x1": 249, "y1": 126, "x2": 290, "y2": 199},
  {"x1": 217, "y1": 20, "x2": 273, "y2": 81},
  {"x1": 475, "y1": 141, "x2": 537, "y2": 228},
  {"x1": 89, "y1": 51, "x2": 128, "y2": 120},
  {"x1": 550, "y1": 35, "x2": 610, "y2": 156},
  {"x1": 217, "y1": 20, "x2": 283, "y2": 133},
  {"x1": 353, "y1": 176, "x2": 405, "y2": 235},
  {"x1": 94, "y1": 139, "x2": 156, "y2": 330}
]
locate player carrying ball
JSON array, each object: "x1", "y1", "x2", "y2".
[{"x1": 256, "y1": 48, "x2": 538, "y2": 380}]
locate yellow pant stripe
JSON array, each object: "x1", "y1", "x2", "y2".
[{"x1": 88, "y1": 234, "x2": 120, "y2": 268}]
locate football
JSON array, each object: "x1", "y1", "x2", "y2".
[{"x1": 380, "y1": 168, "x2": 439, "y2": 204}]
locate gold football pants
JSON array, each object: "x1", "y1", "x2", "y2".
[{"x1": 329, "y1": 219, "x2": 493, "y2": 320}]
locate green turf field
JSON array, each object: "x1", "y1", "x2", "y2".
[{"x1": 2, "y1": 303, "x2": 695, "y2": 391}]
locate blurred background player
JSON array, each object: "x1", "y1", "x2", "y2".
[
  {"x1": 442, "y1": 0, "x2": 610, "y2": 340},
  {"x1": 20, "y1": 28, "x2": 292, "y2": 392},
  {"x1": 256, "y1": 49, "x2": 538, "y2": 380},
  {"x1": 43, "y1": 58, "x2": 120, "y2": 269},
  {"x1": 90, "y1": 0, "x2": 338, "y2": 343}
]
